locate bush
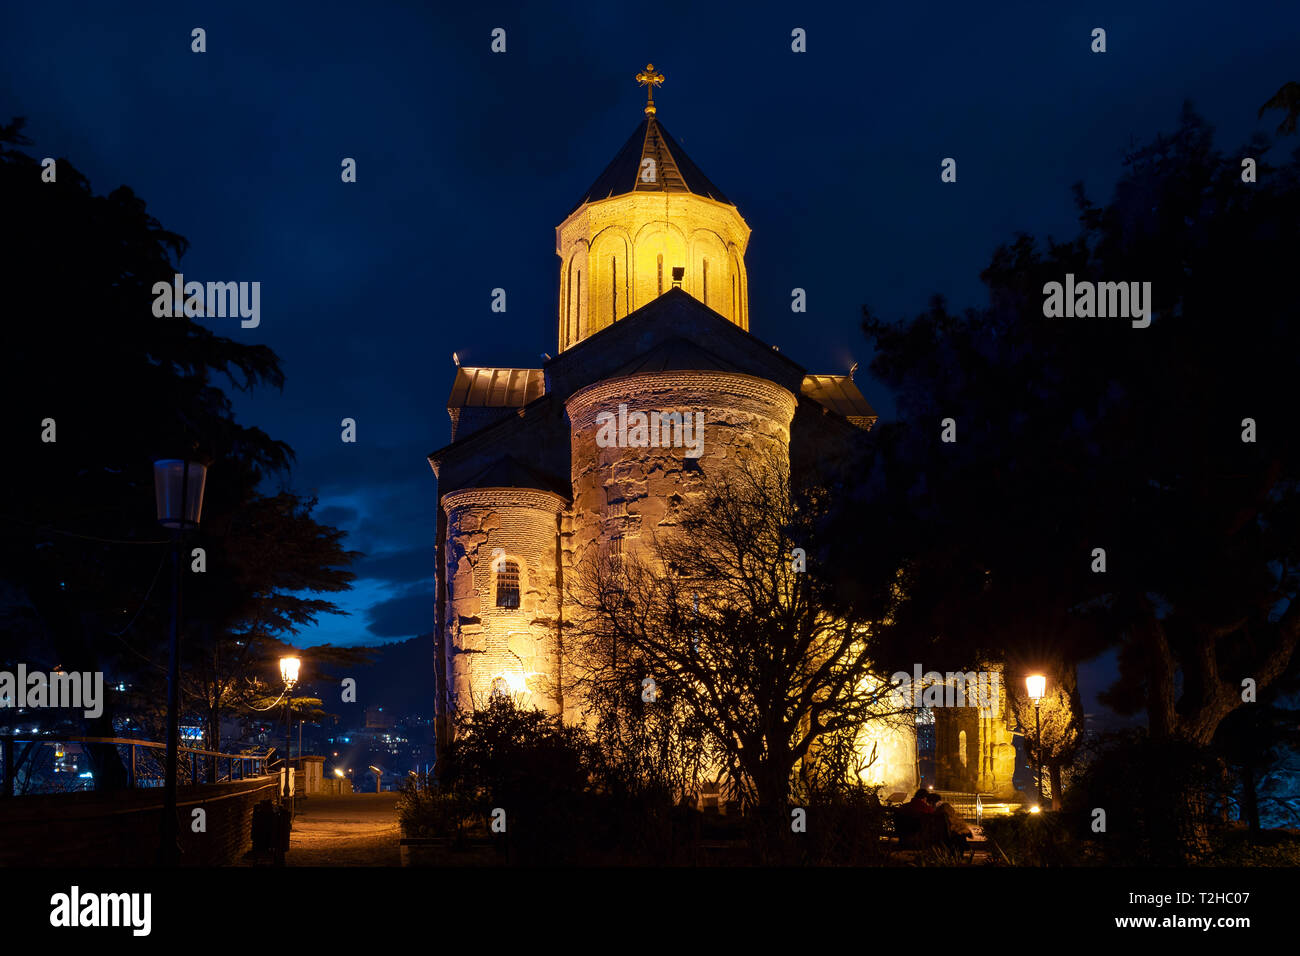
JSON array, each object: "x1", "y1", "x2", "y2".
[
  {"x1": 411, "y1": 698, "x2": 700, "y2": 864},
  {"x1": 396, "y1": 782, "x2": 480, "y2": 842},
  {"x1": 1211, "y1": 825, "x2": 1300, "y2": 866},
  {"x1": 1063, "y1": 731, "x2": 1222, "y2": 864},
  {"x1": 796, "y1": 787, "x2": 889, "y2": 865},
  {"x1": 982, "y1": 810, "x2": 1086, "y2": 866}
]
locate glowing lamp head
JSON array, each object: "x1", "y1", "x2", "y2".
[
  {"x1": 1026, "y1": 674, "x2": 1046, "y2": 701},
  {"x1": 334, "y1": 769, "x2": 345, "y2": 778},
  {"x1": 1028, "y1": 805, "x2": 1042, "y2": 814},
  {"x1": 279, "y1": 656, "x2": 301, "y2": 687}
]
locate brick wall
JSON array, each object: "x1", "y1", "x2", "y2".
[
  {"x1": 443, "y1": 488, "x2": 566, "y2": 714},
  {"x1": 0, "y1": 776, "x2": 279, "y2": 866}
]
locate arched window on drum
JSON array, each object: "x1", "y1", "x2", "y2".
[{"x1": 494, "y1": 557, "x2": 521, "y2": 609}]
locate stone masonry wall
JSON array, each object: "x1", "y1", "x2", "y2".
[
  {"x1": 0, "y1": 776, "x2": 279, "y2": 866},
  {"x1": 561, "y1": 370, "x2": 796, "y2": 724},
  {"x1": 933, "y1": 669, "x2": 1018, "y2": 797},
  {"x1": 443, "y1": 488, "x2": 565, "y2": 714},
  {"x1": 564, "y1": 370, "x2": 796, "y2": 570}
]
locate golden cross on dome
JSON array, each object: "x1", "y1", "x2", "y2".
[{"x1": 636, "y1": 63, "x2": 664, "y2": 116}]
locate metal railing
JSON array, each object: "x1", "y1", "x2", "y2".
[
  {"x1": 1, "y1": 735, "x2": 271, "y2": 797},
  {"x1": 931, "y1": 789, "x2": 1027, "y2": 822}
]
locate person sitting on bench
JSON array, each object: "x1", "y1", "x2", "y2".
[
  {"x1": 926, "y1": 792, "x2": 975, "y2": 854},
  {"x1": 894, "y1": 789, "x2": 943, "y2": 848}
]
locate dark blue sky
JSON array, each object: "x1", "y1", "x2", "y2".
[{"x1": 3, "y1": 0, "x2": 1295, "y2": 666}]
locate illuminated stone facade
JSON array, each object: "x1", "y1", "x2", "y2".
[
  {"x1": 429, "y1": 83, "x2": 1014, "y2": 799},
  {"x1": 557, "y1": 191, "x2": 750, "y2": 348},
  {"x1": 933, "y1": 664, "x2": 1018, "y2": 797},
  {"x1": 440, "y1": 486, "x2": 566, "y2": 710}
]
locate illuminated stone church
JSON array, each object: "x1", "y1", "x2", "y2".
[{"x1": 428, "y1": 67, "x2": 1016, "y2": 798}]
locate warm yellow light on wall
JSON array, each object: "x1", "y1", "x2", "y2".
[
  {"x1": 495, "y1": 671, "x2": 537, "y2": 695},
  {"x1": 556, "y1": 192, "x2": 751, "y2": 351}
]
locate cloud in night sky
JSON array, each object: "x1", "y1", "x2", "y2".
[
  {"x1": 365, "y1": 587, "x2": 436, "y2": 641},
  {"x1": 5, "y1": 0, "x2": 1295, "y2": 664}
]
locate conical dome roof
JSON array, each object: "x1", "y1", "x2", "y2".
[{"x1": 568, "y1": 116, "x2": 730, "y2": 216}]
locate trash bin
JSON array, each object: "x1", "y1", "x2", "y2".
[
  {"x1": 252, "y1": 800, "x2": 275, "y2": 851},
  {"x1": 252, "y1": 800, "x2": 292, "y2": 853}
]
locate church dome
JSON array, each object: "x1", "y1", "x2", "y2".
[
  {"x1": 556, "y1": 65, "x2": 751, "y2": 352},
  {"x1": 567, "y1": 116, "x2": 731, "y2": 215}
]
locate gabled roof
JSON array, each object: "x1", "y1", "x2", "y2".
[
  {"x1": 569, "y1": 117, "x2": 730, "y2": 216},
  {"x1": 800, "y1": 375, "x2": 878, "y2": 429},
  {"x1": 460, "y1": 455, "x2": 570, "y2": 499},
  {"x1": 607, "y1": 336, "x2": 743, "y2": 378},
  {"x1": 447, "y1": 367, "x2": 545, "y2": 408},
  {"x1": 545, "y1": 287, "x2": 808, "y2": 401}
]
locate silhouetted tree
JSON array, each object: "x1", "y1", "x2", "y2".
[
  {"x1": 1260, "y1": 80, "x2": 1300, "y2": 134},
  {"x1": 0, "y1": 118, "x2": 358, "y2": 787},
  {"x1": 856, "y1": 100, "x2": 1300, "y2": 861},
  {"x1": 566, "y1": 450, "x2": 910, "y2": 854}
]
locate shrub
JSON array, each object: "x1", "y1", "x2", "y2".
[
  {"x1": 982, "y1": 810, "x2": 1085, "y2": 866},
  {"x1": 1063, "y1": 730, "x2": 1222, "y2": 864}
]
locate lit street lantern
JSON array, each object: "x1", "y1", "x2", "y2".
[
  {"x1": 1025, "y1": 675, "x2": 1046, "y2": 702},
  {"x1": 279, "y1": 656, "x2": 301, "y2": 830},
  {"x1": 1026, "y1": 674, "x2": 1046, "y2": 809},
  {"x1": 279, "y1": 656, "x2": 301, "y2": 688}
]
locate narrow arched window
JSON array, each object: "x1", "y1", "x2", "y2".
[
  {"x1": 611, "y1": 255, "x2": 617, "y2": 319},
  {"x1": 702, "y1": 259, "x2": 708, "y2": 306},
  {"x1": 958, "y1": 730, "x2": 968, "y2": 768},
  {"x1": 565, "y1": 259, "x2": 573, "y2": 345},
  {"x1": 657, "y1": 254, "x2": 663, "y2": 296},
  {"x1": 495, "y1": 559, "x2": 520, "y2": 608}
]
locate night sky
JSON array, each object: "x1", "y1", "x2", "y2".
[{"x1": 4, "y1": 0, "x2": 1295, "y2": 718}]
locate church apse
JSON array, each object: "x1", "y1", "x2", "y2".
[{"x1": 441, "y1": 486, "x2": 566, "y2": 714}]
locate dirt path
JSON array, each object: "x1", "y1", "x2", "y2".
[{"x1": 282, "y1": 793, "x2": 402, "y2": 866}]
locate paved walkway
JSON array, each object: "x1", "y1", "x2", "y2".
[{"x1": 282, "y1": 793, "x2": 401, "y2": 866}]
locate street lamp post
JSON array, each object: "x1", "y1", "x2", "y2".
[
  {"x1": 154, "y1": 459, "x2": 207, "y2": 866},
  {"x1": 1026, "y1": 674, "x2": 1046, "y2": 808},
  {"x1": 279, "y1": 656, "x2": 300, "y2": 816}
]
